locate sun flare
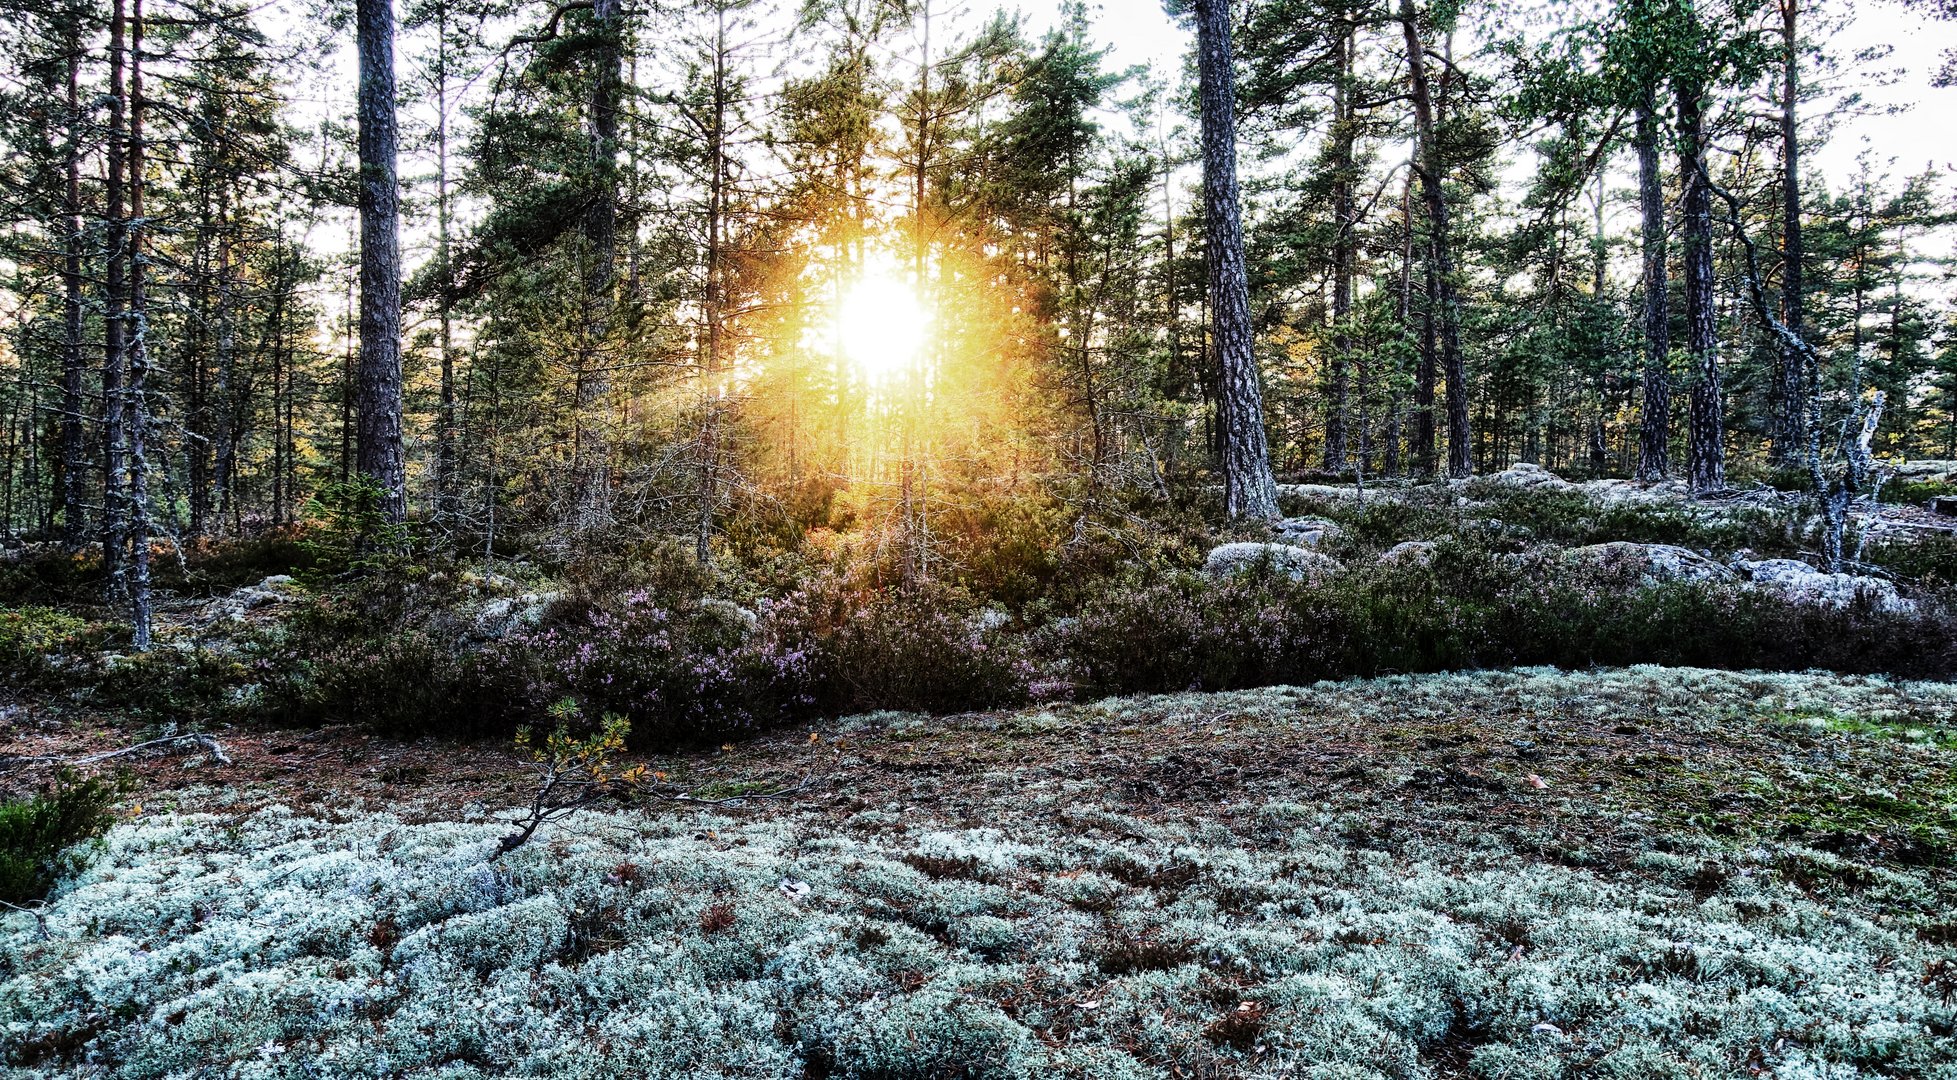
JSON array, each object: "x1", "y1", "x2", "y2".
[{"x1": 836, "y1": 272, "x2": 930, "y2": 382}]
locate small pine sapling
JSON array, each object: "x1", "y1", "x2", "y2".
[{"x1": 494, "y1": 700, "x2": 645, "y2": 858}]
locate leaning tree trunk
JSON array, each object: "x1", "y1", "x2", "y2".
[
  {"x1": 1194, "y1": 0, "x2": 1279, "y2": 520},
  {"x1": 355, "y1": 0, "x2": 407, "y2": 523},
  {"x1": 1769, "y1": 0, "x2": 1806, "y2": 467},
  {"x1": 1633, "y1": 98, "x2": 1671, "y2": 481},
  {"x1": 1400, "y1": 0, "x2": 1469, "y2": 478},
  {"x1": 1677, "y1": 79, "x2": 1724, "y2": 493}
]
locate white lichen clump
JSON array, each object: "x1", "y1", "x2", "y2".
[{"x1": 2, "y1": 668, "x2": 1954, "y2": 1078}]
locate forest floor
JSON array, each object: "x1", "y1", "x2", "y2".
[{"x1": 3, "y1": 666, "x2": 1956, "y2": 1078}]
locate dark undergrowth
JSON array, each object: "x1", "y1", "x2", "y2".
[{"x1": 5, "y1": 484, "x2": 1954, "y2": 750}]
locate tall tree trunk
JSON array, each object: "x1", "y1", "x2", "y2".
[
  {"x1": 59, "y1": 28, "x2": 86, "y2": 543},
  {"x1": 1770, "y1": 0, "x2": 1806, "y2": 467},
  {"x1": 1677, "y1": 79, "x2": 1724, "y2": 492},
  {"x1": 574, "y1": 0, "x2": 623, "y2": 535},
  {"x1": 1401, "y1": 0, "x2": 1470, "y2": 478},
  {"x1": 102, "y1": 0, "x2": 129, "y2": 597},
  {"x1": 1323, "y1": 20, "x2": 1354, "y2": 472},
  {"x1": 356, "y1": 0, "x2": 406, "y2": 522},
  {"x1": 212, "y1": 182, "x2": 238, "y2": 529},
  {"x1": 270, "y1": 237, "x2": 291, "y2": 526},
  {"x1": 1633, "y1": 98, "x2": 1671, "y2": 480},
  {"x1": 1194, "y1": 0, "x2": 1278, "y2": 519},
  {"x1": 127, "y1": 0, "x2": 152, "y2": 649},
  {"x1": 433, "y1": 0, "x2": 459, "y2": 528},
  {"x1": 697, "y1": 2, "x2": 729, "y2": 566}
]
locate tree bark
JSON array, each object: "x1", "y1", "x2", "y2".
[
  {"x1": 434, "y1": 0, "x2": 458, "y2": 527},
  {"x1": 1400, "y1": 0, "x2": 1469, "y2": 478},
  {"x1": 573, "y1": 0, "x2": 623, "y2": 536},
  {"x1": 1322, "y1": 20, "x2": 1353, "y2": 472},
  {"x1": 1633, "y1": 97, "x2": 1671, "y2": 481},
  {"x1": 59, "y1": 27, "x2": 85, "y2": 543},
  {"x1": 1194, "y1": 0, "x2": 1279, "y2": 520},
  {"x1": 356, "y1": 0, "x2": 407, "y2": 522},
  {"x1": 102, "y1": 0, "x2": 129, "y2": 597},
  {"x1": 1769, "y1": 0, "x2": 1806, "y2": 467},
  {"x1": 1677, "y1": 79, "x2": 1724, "y2": 493},
  {"x1": 127, "y1": 0, "x2": 152, "y2": 649},
  {"x1": 697, "y1": 1, "x2": 730, "y2": 566}
]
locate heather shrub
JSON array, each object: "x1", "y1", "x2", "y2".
[
  {"x1": 87, "y1": 646, "x2": 249, "y2": 720},
  {"x1": 770, "y1": 580, "x2": 1033, "y2": 715},
  {"x1": 1472, "y1": 487, "x2": 1806, "y2": 553},
  {"x1": 1868, "y1": 533, "x2": 1957, "y2": 586},
  {"x1": 0, "y1": 770, "x2": 122, "y2": 905},
  {"x1": 1060, "y1": 541, "x2": 1957, "y2": 696},
  {"x1": 249, "y1": 573, "x2": 529, "y2": 738},
  {"x1": 0, "y1": 547, "x2": 99, "y2": 606},
  {"x1": 1883, "y1": 478, "x2": 1957, "y2": 506},
  {"x1": 507, "y1": 589, "x2": 820, "y2": 747},
  {"x1": 0, "y1": 606, "x2": 91, "y2": 689}
]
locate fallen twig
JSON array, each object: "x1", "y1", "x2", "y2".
[
  {"x1": 0, "y1": 899, "x2": 51, "y2": 940},
  {"x1": 0, "y1": 733, "x2": 232, "y2": 775}
]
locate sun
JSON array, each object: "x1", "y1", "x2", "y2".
[{"x1": 836, "y1": 272, "x2": 930, "y2": 382}]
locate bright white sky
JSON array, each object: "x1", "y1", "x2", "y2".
[
  {"x1": 1034, "y1": 0, "x2": 1957, "y2": 189},
  {"x1": 271, "y1": 0, "x2": 1956, "y2": 287}
]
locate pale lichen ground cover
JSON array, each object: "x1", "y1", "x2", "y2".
[{"x1": 4, "y1": 667, "x2": 1955, "y2": 1079}]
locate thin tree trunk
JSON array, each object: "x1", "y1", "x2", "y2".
[
  {"x1": 1633, "y1": 98, "x2": 1671, "y2": 480},
  {"x1": 356, "y1": 0, "x2": 406, "y2": 521},
  {"x1": 212, "y1": 182, "x2": 238, "y2": 529},
  {"x1": 1401, "y1": 0, "x2": 1469, "y2": 478},
  {"x1": 1678, "y1": 79, "x2": 1724, "y2": 492},
  {"x1": 60, "y1": 30, "x2": 86, "y2": 543},
  {"x1": 434, "y1": 0, "x2": 459, "y2": 527},
  {"x1": 1770, "y1": 0, "x2": 1806, "y2": 467},
  {"x1": 102, "y1": 0, "x2": 129, "y2": 598},
  {"x1": 127, "y1": 0, "x2": 152, "y2": 649},
  {"x1": 1194, "y1": 0, "x2": 1278, "y2": 519},
  {"x1": 697, "y1": 2, "x2": 729, "y2": 566},
  {"x1": 1323, "y1": 20, "x2": 1354, "y2": 471},
  {"x1": 574, "y1": 0, "x2": 623, "y2": 535}
]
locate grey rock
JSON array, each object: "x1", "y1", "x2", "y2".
[
  {"x1": 1273, "y1": 517, "x2": 1345, "y2": 548},
  {"x1": 1735, "y1": 558, "x2": 1916, "y2": 614},
  {"x1": 1565, "y1": 542, "x2": 1736, "y2": 585},
  {"x1": 1378, "y1": 540, "x2": 1439, "y2": 567},
  {"x1": 700, "y1": 596, "x2": 761, "y2": 636},
  {"x1": 472, "y1": 591, "x2": 561, "y2": 638},
  {"x1": 1203, "y1": 542, "x2": 1342, "y2": 581}
]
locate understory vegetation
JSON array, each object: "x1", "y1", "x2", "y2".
[
  {"x1": 3, "y1": 482, "x2": 1952, "y2": 751},
  {"x1": 3, "y1": 667, "x2": 1954, "y2": 1078}
]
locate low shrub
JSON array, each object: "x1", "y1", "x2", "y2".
[
  {"x1": 1059, "y1": 541, "x2": 1957, "y2": 696},
  {"x1": 0, "y1": 770, "x2": 123, "y2": 906},
  {"x1": 778, "y1": 581, "x2": 1032, "y2": 716},
  {"x1": 1882, "y1": 478, "x2": 1957, "y2": 507},
  {"x1": 1475, "y1": 487, "x2": 1807, "y2": 554},
  {"x1": 1867, "y1": 534, "x2": 1957, "y2": 586},
  {"x1": 241, "y1": 568, "x2": 1032, "y2": 747},
  {"x1": 88, "y1": 647, "x2": 250, "y2": 720},
  {"x1": 0, "y1": 606, "x2": 91, "y2": 690},
  {"x1": 248, "y1": 573, "x2": 530, "y2": 738},
  {"x1": 0, "y1": 548, "x2": 99, "y2": 607},
  {"x1": 505, "y1": 589, "x2": 819, "y2": 747}
]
